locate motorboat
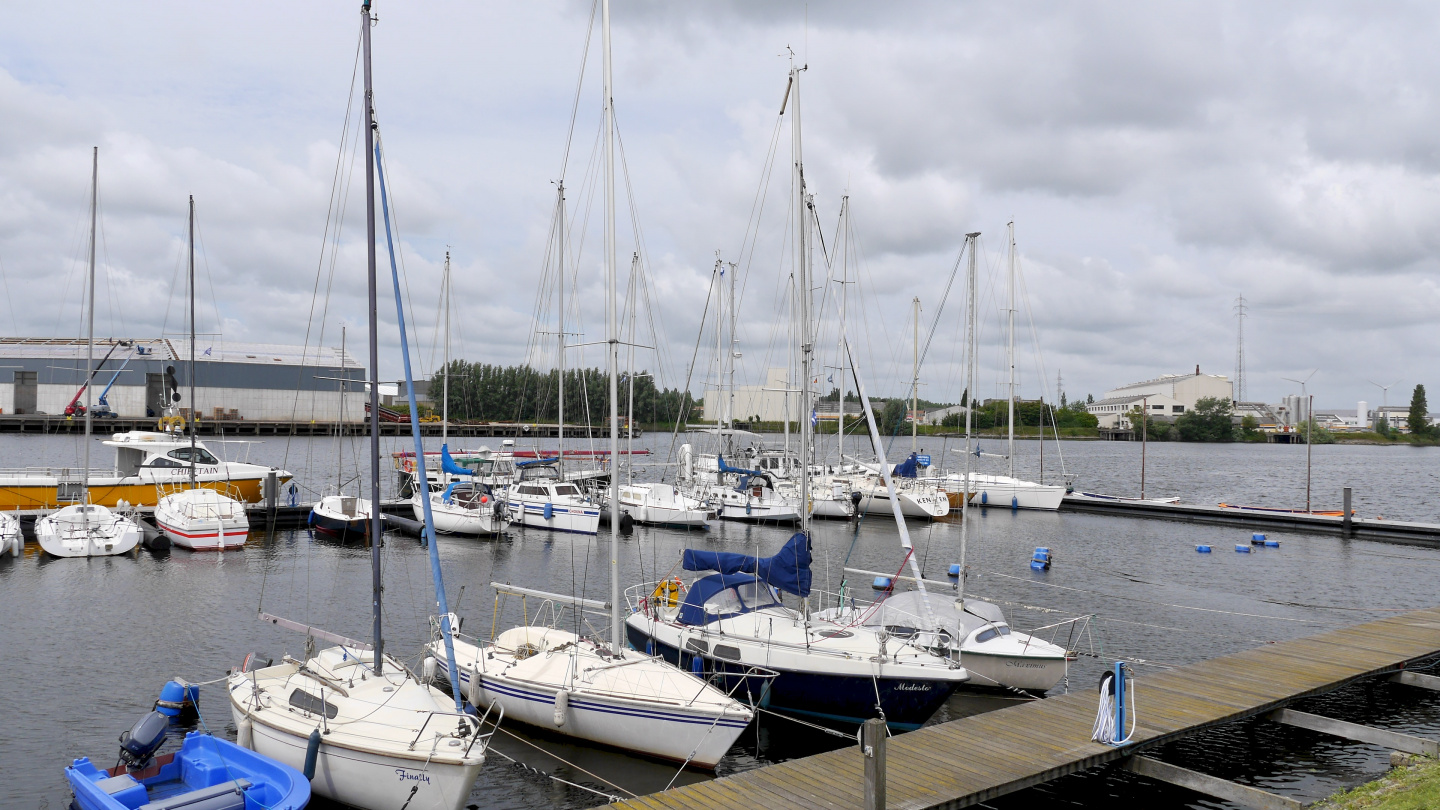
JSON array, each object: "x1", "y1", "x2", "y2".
[
  {"x1": 429, "y1": 607, "x2": 755, "y2": 769},
  {"x1": 230, "y1": 644, "x2": 490, "y2": 810},
  {"x1": 155, "y1": 486, "x2": 249, "y2": 550},
  {"x1": 822, "y1": 587, "x2": 1070, "y2": 693},
  {"x1": 625, "y1": 534, "x2": 970, "y2": 730},
  {"x1": 36, "y1": 503, "x2": 141, "y2": 558},
  {"x1": 307, "y1": 494, "x2": 372, "y2": 539},
  {"x1": 0, "y1": 511, "x2": 20, "y2": 556},
  {"x1": 414, "y1": 481, "x2": 503, "y2": 536},
  {"x1": 614, "y1": 481, "x2": 709, "y2": 528},
  {"x1": 504, "y1": 459, "x2": 600, "y2": 534},
  {"x1": 67, "y1": 710, "x2": 309, "y2": 810}
]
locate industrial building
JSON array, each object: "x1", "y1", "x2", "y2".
[
  {"x1": 0, "y1": 337, "x2": 365, "y2": 422},
  {"x1": 703, "y1": 367, "x2": 794, "y2": 423},
  {"x1": 1087, "y1": 368, "x2": 1233, "y2": 429}
]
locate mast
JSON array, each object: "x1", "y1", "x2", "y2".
[
  {"x1": 188, "y1": 195, "x2": 197, "y2": 489},
  {"x1": 959, "y1": 232, "x2": 980, "y2": 604},
  {"x1": 557, "y1": 185, "x2": 566, "y2": 465},
  {"x1": 712, "y1": 257, "x2": 724, "y2": 438},
  {"x1": 361, "y1": 0, "x2": 384, "y2": 674},
  {"x1": 627, "y1": 253, "x2": 638, "y2": 485},
  {"x1": 1006, "y1": 221, "x2": 1015, "y2": 479},
  {"x1": 83, "y1": 146, "x2": 97, "y2": 538},
  {"x1": 790, "y1": 60, "x2": 811, "y2": 544},
  {"x1": 442, "y1": 251, "x2": 449, "y2": 445},
  {"x1": 338, "y1": 325, "x2": 345, "y2": 494},
  {"x1": 911, "y1": 296, "x2": 920, "y2": 452},
  {"x1": 837, "y1": 196, "x2": 848, "y2": 463},
  {"x1": 602, "y1": 0, "x2": 621, "y2": 651},
  {"x1": 727, "y1": 261, "x2": 736, "y2": 432}
]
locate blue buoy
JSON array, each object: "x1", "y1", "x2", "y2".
[
  {"x1": 1196, "y1": 545, "x2": 1212, "y2": 553},
  {"x1": 1235, "y1": 544, "x2": 1251, "y2": 553},
  {"x1": 155, "y1": 679, "x2": 199, "y2": 717},
  {"x1": 1251, "y1": 533, "x2": 1266, "y2": 545},
  {"x1": 1265, "y1": 539, "x2": 1280, "y2": 548},
  {"x1": 980, "y1": 491, "x2": 989, "y2": 505},
  {"x1": 948, "y1": 563, "x2": 961, "y2": 577},
  {"x1": 872, "y1": 576, "x2": 892, "y2": 590},
  {"x1": 1029, "y1": 547, "x2": 1051, "y2": 571}
]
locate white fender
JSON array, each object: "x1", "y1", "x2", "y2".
[
  {"x1": 467, "y1": 666, "x2": 483, "y2": 707},
  {"x1": 422, "y1": 656, "x2": 437, "y2": 683},
  {"x1": 680, "y1": 443, "x2": 693, "y2": 481},
  {"x1": 236, "y1": 716, "x2": 253, "y2": 750},
  {"x1": 553, "y1": 688, "x2": 569, "y2": 727}
]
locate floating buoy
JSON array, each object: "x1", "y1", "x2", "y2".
[
  {"x1": 948, "y1": 563, "x2": 961, "y2": 577},
  {"x1": 154, "y1": 679, "x2": 199, "y2": 718},
  {"x1": 1235, "y1": 544, "x2": 1251, "y2": 553},
  {"x1": 1265, "y1": 539, "x2": 1280, "y2": 548},
  {"x1": 872, "y1": 576, "x2": 893, "y2": 590},
  {"x1": 1251, "y1": 533, "x2": 1267, "y2": 545},
  {"x1": 1196, "y1": 545, "x2": 1212, "y2": 553},
  {"x1": 1030, "y1": 547, "x2": 1052, "y2": 571},
  {"x1": 553, "y1": 688, "x2": 569, "y2": 727}
]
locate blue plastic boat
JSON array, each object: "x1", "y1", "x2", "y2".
[{"x1": 67, "y1": 720, "x2": 309, "y2": 810}]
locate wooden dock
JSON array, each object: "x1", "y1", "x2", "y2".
[
  {"x1": 601, "y1": 606, "x2": 1440, "y2": 810},
  {"x1": 1060, "y1": 493, "x2": 1440, "y2": 545}
]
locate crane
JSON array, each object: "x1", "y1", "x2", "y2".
[{"x1": 63, "y1": 340, "x2": 134, "y2": 417}]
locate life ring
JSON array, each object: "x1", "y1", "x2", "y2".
[{"x1": 651, "y1": 577, "x2": 684, "y2": 608}]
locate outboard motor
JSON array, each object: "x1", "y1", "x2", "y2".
[{"x1": 117, "y1": 711, "x2": 169, "y2": 772}]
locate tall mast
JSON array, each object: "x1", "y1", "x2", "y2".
[
  {"x1": 338, "y1": 325, "x2": 345, "y2": 494},
  {"x1": 837, "y1": 196, "x2": 848, "y2": 463},
  {"x1": 1007, "y1": 221, "x2": 1016, "y2": 479},
  {"x1": 188, "y1": 195, "x2": 197, "y2": 489},
  {"x1": 727, "y1": 261, "x2": 736, "y2": 432},
  {"x1": 442, "y1": 251, "x2": 449, "y2": 444},
  {"x1": 557, "y1": 185, "x2": 565, "y2": 464},
  {"x1": 960, "y1": 232, "x2": 980, "y2": 604},
  {"x1": 361, "y1": 0, "x2": 384, "y2": 674},
  {"x1": 627, "y1": 253, "x2": 638, "y2": 485},
  {"x1": 790, "y1": 60, "x2": 810, "y2": 540},
  {"x1": 911, "y1": 296, "x2": 920, "y2": 452},
  {"x1": 712, "y1": 257, "x2": 724, "y2": 437},
  {"x1": 83, "y1": 146, "x2": 97, "y2": 536},
  {"x1": 602, "y1": 0, "x2": 621, "y2": 651}
]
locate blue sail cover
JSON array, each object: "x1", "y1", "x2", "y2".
[
  {"x1": 682, "y1": 532, "x2": 811, "y2": 597},
  {"x1": 892, "y1": 452, "x2": 920, "y2": 478},
  {"x1": 440, "y1": 444, "x2": 473, "y2": 476},
  {"x1": 717, "y1": 454, "x2": 771, "y2": 491}
]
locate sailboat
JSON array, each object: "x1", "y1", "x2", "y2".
[
  {"x1": 503, "y1": 185, "x2": 602, "y2": 535},
  {"x1": 228, "y1": 9, "x2": 493, "y2": 809},
  {"x1": 412, "y1": 253, "x2": 503, "y2": 536},
  {"x1": 155, "y1": 196, "x2": 251, "y2": 550},
  {"x1": 627, "y1": 64, "x2": 970, "y2": 731},
  {"x1": 431, "y1": 1, "x2": 755, "y2": 767},
  {"x1": 829, "y1": 234, "x2": 1069, "y2": 694},
  {"x1": 0, "y1": 512, "x2": 21, "y2": 557},
  {"x1": 933, "y1": 223, "x2": 1066, "y2": 511},
  {"x1": 308, "y1": 326, "x2": 373, "y2": 539},
  {"x1": 35, "y1": 147, "x2": 142, "y2": 559}
]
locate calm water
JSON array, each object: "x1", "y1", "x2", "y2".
[{"x1": 2, "y1": 433, "x2": 1439, "y2": 808}]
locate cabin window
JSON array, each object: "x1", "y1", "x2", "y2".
[
  {"x1": 146, "y1": 458, "x2": 185, "y2": 468},
  {"x1": 684, "y1": 638, "x2": 709, "y2": 654},
  {"x1": 553, "y1": 484, "x2": 581, "y2": 497},
  {"x1": 712, "y1": 645, "x2": 741, "y2": 661},
  {"x1": 733, "y1": 582, "x2": 780, "y2": 610},
  {"x1": 169, "y1": 447, "x2": 219, "y2": 465},
  {"x1": 288, "y1": 689, "x2": 338, "y2": 719},
  {"x1": 702, "y1": 588, "x2": 744, "y2": 617},
  {"x1": 974, "y1": 628, "x2": 1000, "y2": 644}
]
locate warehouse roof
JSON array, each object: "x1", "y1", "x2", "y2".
[{"x1": 0, "y1": 337, "x2": 358, "y2": 368}]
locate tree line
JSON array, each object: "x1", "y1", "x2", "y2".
[{"x1": 427, "y1": 361, "x2": 699, "y2": 427}]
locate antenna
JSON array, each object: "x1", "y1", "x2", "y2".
[{"x1": 1233, "y1": 294, "x2": 1247, "y2": 403}]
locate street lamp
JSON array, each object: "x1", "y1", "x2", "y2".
[{"x1": 1281, "y1": 371, "x2": 1316, "y2": 513}]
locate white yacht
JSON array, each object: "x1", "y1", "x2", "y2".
[
  {"x1": 413, "y1": 480, "x2": 503, "y2": 536},
  {"x1": 155, "y1": 486, "x2": 249, "y2": 550},
  {"x1": 505, "y1": 460, "x2": 601, "y2": 534},
  {"x1": 682, "y1": 445, "x2": 801, "y2": 524},
  {"x1": 936, "y1": 471, "x2": 1066, "y2": 511},
  {"x1": 0, "y1": 512, "x2": 21, "y2": 556},
  {"x1": 614, "y1": 482, "x2": 709, "y2": 528},
  {"x1": 36, "y1": 503, "x2": 141, "y2": 558},
  {"x1": 307, "y1": 494, "x2": 373, "y2": 540}
]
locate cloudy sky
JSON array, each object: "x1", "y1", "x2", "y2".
[{"x1": 2, "y1": 1, "x2": 1435, "y2": 411}]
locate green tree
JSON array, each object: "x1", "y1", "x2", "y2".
[
  {"x1": 879, "y1": 399, "x2": 908, "y2": 435},
  {"x1": 1175, "y1": 397, "x2": 1234, "y2": 442},
  {"x1": 1239, "y1": 414, "x2": 1262, "y2": 441},
  {"x1": 1407, "y1": 384, "x2": 1431, "y2": 438}
]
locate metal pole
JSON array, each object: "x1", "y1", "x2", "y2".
[
  {"x1": 557, "y1": 186, "x2": 565, "y2": 465},
  {"x1": 912, "y1": 295, "x2": 919, "y2": 453},
  {"x1": 442, "y1": 251, "x2": 449, "y2": 445},
  {"x1": 83, "y1": 146, "x2": 97, "y2": 538},
  {"x1": 361, "y1": 0, "x2": 383, "y2": 674},
  {"x1": 602, "y1": 0, "x2": 621, "y2": 651},
  {"x1": 188, "y1": 195, "x2": 197, "y2": 490},
  {"x1": 862, "y1": 717, "x2": 886, "y2": 810},
  {"x1": 837, "y1": 197, "x2": 848, "y2": 464},
  {"x1": 1306, "y1": 393, "x2": 1313, "y2": 513},
  {"x1": 1140, "y1": 395, "x2": 1148, "y2": 501},
  {"x1": 1007, "y1": 222, "x2": 1016, "y2": 480},
  {"x1": 959, "y1": 233, "x2": 979, "y2": 603},
  {"x1": 1343, "y1": 486, "x2": 1353, "y2": 537},
  {"x1": 627, "y1": 253, "x2": 637, "y2": 485}
]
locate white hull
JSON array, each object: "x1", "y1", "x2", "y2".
[
  {"x1": 959, "y1": 649, "x2": 1070, "y2": 692},
  {"x1": 857, "y1": 486, "x2": 949, "y2": 519},
  {"x1": 967, "y1": 476, "x2": 1065, "y2": 511},
  {"x1": 0, "y1": 513, "x2": 21, "y2": 556},
  {"x1": 35, "y1": 505, "x2": 141, "y2": 557},
  {"x1": 707, "y1": 485, "x2": 800, "y2": 523},
  {"x1": 413, "y1": 492, "x2": 503, "y2": 536},
  {"x1": 505, "y1": 498, "x2": 600, "y2": 533},
  {"x1": 617, "y1": 483, "x2": 710, "y2": 528},
  {"x1": 156, "y1": 489, "x2": 250, "y2": 550}
]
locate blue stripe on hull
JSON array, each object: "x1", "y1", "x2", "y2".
[{"x1": 626, "y1": 626, "x2": 953, "y2": 730}]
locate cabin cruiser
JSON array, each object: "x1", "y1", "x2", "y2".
[
  {"x1": 505, "y1": 459, "x2": 600, "y2": 534},
  {"x1": 155, "y1": 486, "x2": 250, "y2": 550},
  {"x1": 626, "y1": 534, "x2": 970, "y2": 730},
  {"x1": 613, "y1": 482, "x2": 710, "y2": 528},
  {"x1": 0, "y1": 430, "x2": 289, "y2": 513}
]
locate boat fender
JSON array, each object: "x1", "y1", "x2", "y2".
[
  {"x1": 872, "y1": 576, "x2": 892, "y2": 590},
  {"x1": 691, "y1": 654, "x2": 704, "y2": 676},
  {"x1": 422, "y1": 656, "x2": 437, "y2": 683},
  {"x1": 236, "y1": 716, "x2": 254, "y2": 750},
  {"x1": 467, "y1": 669, "x2": 483, "y2": 707},
  {"x1": 1196, "y1": 545, "x2": 1212, "y2": 553},
  {"x1": 1251, "y1": 533, "x2": 1267, "y2": 545},
  {"x1": 980, "y1": 491, "x2": 988, "y2": 505},
  {"x1": 948, "y1": 563, "x2": 961, "y2": 577},
  {"x1": 543, "y1": 502, "x2": 554, "y2": 521},
  {"x1": 302, "y1": 729, "x2": 322, "y2": 780},
  {"x1": 118, "y1": 711, "x2": 169, "y2": 771},
  {"x1": 1011, "y1": 495, "x2": 1019, "y2": 511},
  {"x1": 553, "y1": 689, "x2": 569, "y2": 727},
  {"x1": 1235, "y1": 544, "x2": 1251, "y2": 553}
]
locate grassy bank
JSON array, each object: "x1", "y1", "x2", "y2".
[
  {"x1": 679, "y1": 421, "x2": 1100, "y2": 439},
  {"x1": 1315, "y1": 756, "x2": 1440, "y2": 810},
  {"x1": 1336, "y1": 432, "x2": 1440, "y2": 447}
]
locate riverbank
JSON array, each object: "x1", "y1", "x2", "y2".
[{"x1": 1315, "y1": 755, "x2": 1440, "y2": 810}]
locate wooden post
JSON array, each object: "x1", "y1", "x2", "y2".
[
  {"x1": 1342, "y1": 487, "x2": 1353, "y2": 537},
  {"x1": 863, "y1": 718, "x2": 886, "y2": 810}
]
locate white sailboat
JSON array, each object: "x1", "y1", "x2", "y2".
[
  {"x1": 434, "y1": 2, "x2": 756, "y2": 767},
  {"x1": 35, "y1": 147, "x2": 141, "y2": 559},
  {"x1": 156, "y1": 196, "x2": 250, "y2": 551},
  {"x1": 0, "y1": 512, "x2": 20, "y2": 556},
  {"x1": 308, "y1": 325, "x2": 374, "y2": 539},
  {"x1": 229, "y1": 11, "x2": 493, "y2": 809}
]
